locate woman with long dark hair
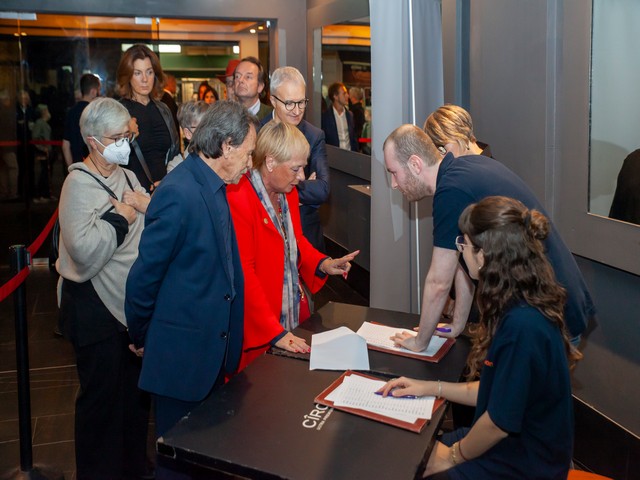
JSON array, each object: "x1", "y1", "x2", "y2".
[
  {"x1": 116, "y1": 44, "x2": 179, "y2": 191},
  {"x1": 379, "y1": 196, "x2": 581, "y2": 480}
]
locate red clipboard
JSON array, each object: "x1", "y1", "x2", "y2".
[
  {"x1": 366, "y1": 322, "x2": 456, "y2": 363},
  {"x1": 314, "y1": 370, "x2": 445, "y2": 434}
]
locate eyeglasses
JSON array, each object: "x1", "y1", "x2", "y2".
[
  {"x1": 103, "y1": 133, "x2": 134, "y2": 147},
  {"x1": 272, "y1": 95, "x2": 309, "y2": 111},
  {"x1": 455, "y1": 235, "x2": 472, "y2": 252}
]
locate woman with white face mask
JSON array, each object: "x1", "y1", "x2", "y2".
[{"x1": 56, "y1": 97, "x2": 152, "y2": 479}]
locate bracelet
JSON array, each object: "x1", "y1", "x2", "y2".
[
  {"x1": 458, "y1": 440, "x2": 469, "y2": 462},
  {"x1": 450, "y1": 442, "x2": 460, "y2": 465},
  {"x1": 437, "y1": 380, "x2": 442, "y2": 398}
]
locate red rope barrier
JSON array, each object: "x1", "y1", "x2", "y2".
[
  {"x1": 0, "y1": 208, "x2": 59, "y2": 303},
  {"x1": 0, "y1": 140, "x2": 63, "y2": 147},
  {"x1": 27, "y1": 208, "x2": 58, "y2": 257},
  {"x1": 30, "y1": 139, "x2": 63, "y2": 147}
]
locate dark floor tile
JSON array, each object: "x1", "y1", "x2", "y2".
[
  {"x1": 31, "y1": 440, "x2": 75, "y2": 477},
  {"x1": 33, "y1": 413, "x2": 74, "y2": 445},
  {"x1": 30, "y1": 384, "x2": 78, "y2": 418},
  {"x1": 0, "y1": 418, "x2": 19, "y2": 443},
  {"x1": 0, "y1": 439, "x2": 19, "y2": 471},
  {"x1": 0, "y1": 338, "x2": 75, "y2": 373},
  {"x1": 0, "y1": 438, "x2": 73, "y2": 478},
  {"x1": 0, "y1": 384, "x2": 77, "y2": 421},
  {"x1": 0, "y1": 366, "x2": 78, "y2": 395}
]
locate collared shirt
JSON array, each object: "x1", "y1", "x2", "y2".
[
  {"x1": 332, "y1": 106, "x2": 350, "y2": 150},
  {"x1": 248, "y1": 98, "x2": 261, "y2": 116}
]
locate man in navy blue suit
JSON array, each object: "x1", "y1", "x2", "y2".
[
  {"x1": 261, "y1": 66, "x2": 330, "y2": 251},
  {"x1": 321, "y1": 82, "x2": 358, "y2": 152},
  {"x1": 125, "y1": 102, "x2": 256, "y2": 473}
]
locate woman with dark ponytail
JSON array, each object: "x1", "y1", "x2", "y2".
[{"x1": 379, "y1": 196, "x2": 581, "y2": 480}]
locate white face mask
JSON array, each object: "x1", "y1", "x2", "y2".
[{"x1": 93, "y1": 137, "x2": 131, "y2": 165}]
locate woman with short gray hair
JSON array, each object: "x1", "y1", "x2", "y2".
[{"x1": 56, "y1": 97, "x2": 151, "y2": 479}]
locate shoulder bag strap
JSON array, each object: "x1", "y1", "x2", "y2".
[
  {"x1": 153, "y1": 99, "x2": 180, "y2": 165},
  {"x1": 119, "y1": 98, "x2": 155, "y2": 185},
  {"x1": 76, "y1": 168, "x2": 118, "y2": 200},
  {"x1": 130, "y1": 139, "x2": 154, "y2": 185},
  {"x1": 121, "y1": 167, "x2": 135, "y2": 191}
]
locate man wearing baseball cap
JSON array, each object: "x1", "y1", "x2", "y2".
[{"x1": 218, "y1": 59, "x2": 241, "y2": 101}]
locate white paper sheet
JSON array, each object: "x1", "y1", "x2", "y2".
[
  {"x1": 309, "y1": 326, "x2": 370, "y2": 371},
  {"x1": 329, "y1": 374, "x2": 435, "y2": 422},
  {"x1": 356, "y1": 322, "x2": 447, "y2": 357}
]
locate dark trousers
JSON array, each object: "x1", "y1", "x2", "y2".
[
  {"x1": 16, "y1": 146, "x2": 34, "y2": 200},
  {"x1": 72, "y1": 331, "x2": 150, "y2": 480},
  {"x1": 35, "y1": 155, "x2": 50, "y2": 198}
]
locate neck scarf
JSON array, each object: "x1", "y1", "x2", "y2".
[{"x1": 248, "y1": 169, "x2": 300, "y2": 330}]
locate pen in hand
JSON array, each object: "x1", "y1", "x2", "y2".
[
  {"x1": 436, "y1": 322, "x2": 452, "y2": 333},
  {"x1": 374, "y1": 391, "x2": 417, "y2": 399}
]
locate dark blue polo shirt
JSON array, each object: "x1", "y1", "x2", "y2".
[
  {"x1": 433, "y1": 153, "x2": 595, "y2": 338},
  {"x1": 447, "y1": 303, "x2": 573, "y2": 480}
]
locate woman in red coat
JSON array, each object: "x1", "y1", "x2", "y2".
[{"x1": 227, "y1": 121, "x2": 358, "y2": 372}]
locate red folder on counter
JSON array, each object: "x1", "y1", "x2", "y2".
[
  {"x1": 357, "y1": 321, "x2": 456, "y2": 363},
  {"x1": 314, "y1": 371, "x2": 445, "y2": 434}
]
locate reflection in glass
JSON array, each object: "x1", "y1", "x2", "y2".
[
  {"x1": 0, "y1": 11, "x2": 269, "y2": 246},
  {"x1": 320, "y1": 23, "x2": 371, "y2": 154},
  {"x1": 590, "y1": 0, "x2": 640, "y2": 225}
]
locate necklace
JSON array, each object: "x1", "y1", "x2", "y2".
[{"x1": 88, "y1": 154, "x2": 114, "y2": 178}]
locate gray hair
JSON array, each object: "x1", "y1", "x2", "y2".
[
  {"x1": 383, "y1": 124, "x2": 441, "y2": 167},
  {"x1": 80, "y1": 97, "x2": 130, "y2": 150},
  {"x1": 177, "y1": 100, "x2": 209, "y2": 129},
  {"x1": 349, "y1": 86, "x2": 364, "y2": 102},
  {"x1": 270, "y1": 66, "x2": 306, "y2": 95},
  {"x1": 188, "y1": 100, "x2": 258, "y2": 159}
]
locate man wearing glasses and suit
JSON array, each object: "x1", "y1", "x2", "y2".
[{"x1": 261, "y1": 66, "x2": 329, "y2": 251}]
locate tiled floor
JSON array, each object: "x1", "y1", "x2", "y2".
[
  {"x1": 0, "y1": 259, "x2": 367, "y2": 479},
  {"x1": 0, "y1": 264, "x2": 77, "y2": 478}
]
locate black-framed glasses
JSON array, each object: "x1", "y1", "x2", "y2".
[
  {"x1": 455, "y1": 235, "x2": 472, "y2": 252},
  {"x1": 272, "y1": 95, "x2": 309, "y2": 111},
  {"x1": 103, "y1": 132, "x2": 134, "y2": 147}
]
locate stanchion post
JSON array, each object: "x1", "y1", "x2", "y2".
[
  {"x1": 2, "y1": 245, "x2": 63, "y2": 480},
  {"x1": 10, "y1": 245, "x2": 33, "y2": 471}
]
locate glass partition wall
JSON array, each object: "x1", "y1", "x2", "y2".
[{"x1": 0, "y1": 12, "x2": 269, "y2": 259}]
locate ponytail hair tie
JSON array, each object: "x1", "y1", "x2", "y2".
[{"x1": 523, "y1": 211, "x2": 532, "y2": 229}]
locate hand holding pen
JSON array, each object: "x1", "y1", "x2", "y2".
[{"x1": 376, "y1": 376, "x2": 432, "y2": 399}]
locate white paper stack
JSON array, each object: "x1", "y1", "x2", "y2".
[
  {"x1": 309, "y1": 326, "x2": 370, "y2": 371},
  {"x1": 326, "y1": 374, "x2": 435, "y2": 422},
  {"x1": 356, "y1": 321, "x2": 447, "y2": 357}
]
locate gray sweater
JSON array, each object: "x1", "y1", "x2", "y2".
[{"x1": 56, "y1": 162, "x2": 146, "y2": 326}]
